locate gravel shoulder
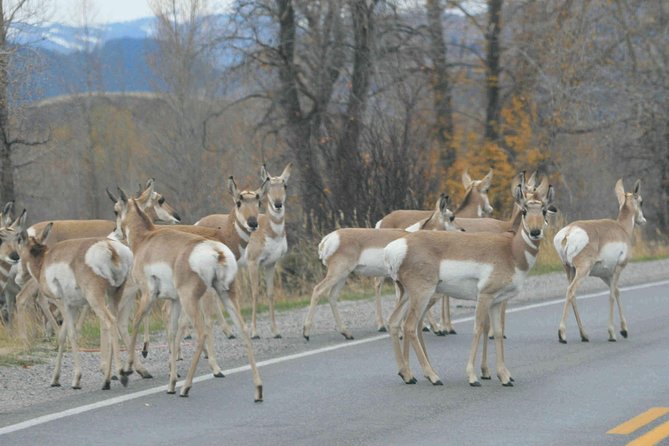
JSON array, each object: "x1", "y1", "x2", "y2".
[{"x1": 1, "y1": 258, "x2": 668, "y2": 421}]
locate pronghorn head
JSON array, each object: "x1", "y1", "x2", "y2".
[
  {"x1": 523, "y1": 171, "x2": 550, "y2": 201},
  {"x1": 462, "y1": 169, "x2": 494, "y2": 216},
  {"x1": 515, "y1": 183, "x2": 557, "y2": 241},
  {"x1": 228, "y1": 176, "x2": 269, "y2": 233},
  {"x1": 110, "y1": 189, "x2": 156, "y2": 246},
  {"x1": 615, "y1": 178, "x2": 646, "y2": 226},
  {"x1": 260, "y1": 162, "x2": 292, "y2": 213},
  {"x1": 434, "y1": 194, "x2": 459, "y2": 231},
  {"x1": 15, "y1": 217, "x2": 51, "y2": 287},
  {"x1": 133, "y1": 178, "x2": 181, "y2": 224},
  {"x1": 0, "y1": 208, "x2": 26, "y2": 266}
]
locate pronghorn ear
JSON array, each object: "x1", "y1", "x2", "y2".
[
  {"x1": 280, "y1": 162, "x2": 292, "y2": 184},
  {"x1": 481, "y1": 169, "x2": 493, "y2": 189},
  {"x1": 106, "y1": 188, "x2": 118, "y2": 204},
  {"x1": 1, "y1": 201, "x2": 14, "y2": 226},
  {"x1": 260, "y1": 164, "x2": 269, "y2": 182},
  {"x1": 633, "y1": 179, "x2": 641, "y2": 195},
  {"x1": 10, "y1": 209, "x2": 27, "y2": 231},
  {"x1": 438, "y1": 194, "x2": 450, "y2": 212},
  {"x1": 546, "y1": 185, "x2": 555, "y2": 205},
  {"x1": 462, "y1": 170, "x2": 472, "y2": 189},
  {"x1": 227, "y1": 176, "x2": 239, "y2": 198},
  {"x1": 513, "y1": 184, "x2": 525, "y2": 205},
  {"x1": 40, "y1": 222, "x2": 54, "y2": 244},
  {"x1": 614, "y1": 178, "x2": 625, "y2": 207},
  {"x1": 535, "y1": 176, "x2": 549, "y2": 199},
  {"x1": 515, "y1": 170, "x2": 526, "y2": 194},
  {"x1": 141, "y1": 178, "x2": 155, "y2": 199},
  {"x1": 258, "y1": 177, "x2": 270, "y2": 200},
  {"x1": 525, "y1": 171, "x2": 537, "y2": 189}
]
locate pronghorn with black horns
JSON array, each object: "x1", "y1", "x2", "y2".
[
  {"x1": 384, "y1": 182, "x2": 557, "y2": 387},
  {"x1": 114, "y1": 189, "x2": 263, "y2": 400},
  {"x1": 554, "y1": 178, "x2": 646, "y2": 343}
]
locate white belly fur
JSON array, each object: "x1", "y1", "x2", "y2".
[
  {"x1": 355, "y1": 248, "x2": 387, "y2": 277},
  {"x1": 45, "y1": 262, "x2": 86, "y2": 306},
  {"x1": 590, "y1": 242, "x2": 628, "y2": 277},
  {"x1": 436, "y1": 260, "x2": 493, "y2": 301},
  {"x1": 144, "y1": 262, "x2": 178, "y2": 300}
]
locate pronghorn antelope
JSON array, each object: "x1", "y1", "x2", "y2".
[
  {"x1": 303, "y1": 194, "x2": 458, "y2": 341},
  {"x1": 197, "y1": 163, "x2": 292, "y2": 339},
  {"x1": 166, "y1": 177, "x2": 269, "y2": 375},
  {"x1": 375, "y1": 170, "x2": 494, "y2": 335},
  {"x1": 384, "y1": 184, "x2": 556, "y2": 387},
  {"x1": 114, "y1": 193, "x2": 262, "y2": 400},
  {"x1": 14, "y1": 221, "x2": 134, "y2": 390},
  {"x1": 553, "y1": 178, "x2": 646, "y2": 343},
  {"x1": 14, "y1": 179, "x2": 181, "y2": 341},
  {"x1": 0, "y1": 202, "x2": 20, "y2": 322}
]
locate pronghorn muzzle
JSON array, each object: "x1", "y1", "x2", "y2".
[{"x1": 247, "y1": 217, "x2": 259, "y2": 231}]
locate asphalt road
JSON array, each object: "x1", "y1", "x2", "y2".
[{"x1": 1, "y1": 280, "x2": 669, "y2": 446}]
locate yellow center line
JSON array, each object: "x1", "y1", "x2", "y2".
[
  {"x1": 608, "y1": 408, "x2": 669, "y2": 435},
  {"x1": 627, "y1": 419, "x2": 669, "y2": 446}
]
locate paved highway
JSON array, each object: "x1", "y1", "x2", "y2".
[{"x1": 1, "y1": 281, "x2": 668, "y2": 445}]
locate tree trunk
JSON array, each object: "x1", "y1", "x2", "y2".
[
  {"x1": 484, "y1": 0, "x2": 503, "y2": 143},
  {"x1": 0, "y1": 10, "x2": 14, "y2": 205},
  {"x1": 426, "y1": 0, "x2": 456, "y2": 171}
]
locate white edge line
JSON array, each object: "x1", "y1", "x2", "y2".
[{"x1": 1, "y1": 279, "x2": 668, "y2": 436}]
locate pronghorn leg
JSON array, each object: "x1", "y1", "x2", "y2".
[
  {"x1": 387, "y1": 281, "x2": 414, "y2": 384},
  {"x1": 264, "y1": 264, "x2": 281, "y2": 339},
  {"x1": 116, "y1": 286, "x2": 151, "y2": 378},
  {"x1": 416, "y1": 296, "x2": 439, "y2": 364},
  {"x1": 373, "y1": 277, "x2": 386, "y2": 332},
  {"x1": 166, "y1": 299, "x2": 181, "y2": 395},
  {"x1": 175, "y1": 310, "x2": 188, "y2": 361},
  {"x1": 86, "y1": 286, "x2": 123, "y2": 390},
  {"x1": 466, "y1": 296, "x2": 492, "y2": 387},
  {"x1": 123, "y1": 290, "x2": 154, "y2": 377},
  {"x1": 425, "y1": 305, "x2": 444, "y2": 336},
  {"x1": 216, "y1": 282, "x2": 263, "y2": 402},
  {"x1": 558, "y1": 265, "x2": 591, "y2": 343},
  {"x1": 247, "y1": 261, "x2": 261, "y2": 339},
  {"x1": 215, "y1": 295, "x2": 235, "y2": 339},
  {"x1": 327, "y1": 279, "x2": 353, "y2": 340},
  {"x1": 202, "y1": 291, "x2": 224, "y2": 377},
  {"x1": 178, "y1": 289, "x2": 208, "y2": 397},
  {"x1": 405, "y1": 289, "x2": 441, "y2": 385},
  {"x1": 610, "y1": 267, "x2": 627, "y2": 340},
  {"x1": 50, "y1": 321, "x2": 68, "y2": 387},
  {"x1": 63, "y1": 304, "x2": 83, "y2": 389},
  {"x1": 480, "y1": 312, "x2": 491, "y2": 381},
  {"x1": 490, "y1": 302, "x2": 512, "y2": 386},
  {"x1": 489, "y1": 301, "x2": 507, "y2": 339},
  {"x1": 441, "y1": 295, "x2": 456, "y2": 334},
  {"x1": 303, "y1": 266, "x2": 352, "y2": 340}
]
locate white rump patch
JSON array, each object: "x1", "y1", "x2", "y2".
[
  {"x1": 188, "y1": 241, "x2": 238, "y2": 291},
  {"x1": 27, "y1": 227, "x2": 36, "y2": 238},
  {"x1": 437, "y1": 260, "x2": 493, "y2": 301},
  {"x1": 374, "y1": 220, "x2": 382, "y2": 229},
  {"x1": 355, "y1": 248, "x2": 387, "y2": 277},
  {"x1": 405, "y1": 222, "x2": 421, "y2": 233},
  {"x1": 144, "y1": 262, "x2": 177, "y2": 300},
  {"x1": 553, "y1": 226, "x2": 589, "y2": 266},
  {"x1": 383, "y1": 238, "x2": 408, "y2": 281},
  {"x1": 85, "y1": 240, "x2": 133, "y2": 287},
  {"x1": 318, "y1": 232, "x2": 340, "y2": 265}
]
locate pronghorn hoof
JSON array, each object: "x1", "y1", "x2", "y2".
[
  {"x1": 102, "y1": 382, "x2": 111, "y2": 390},
  {"x1": 502, "y1": 381, "x2": 514, "y2": 387},
  {"x1": 213, "y1": 372, "x2": 225, "y2": 378},
  {"x1": 273, "y1": 334, "x2": 282, "y2": 339},
  {"x1": 399, "y1": 372, "x2": 416, "y2": 384},
  {"x1": 430, "y1": 379, "x2": 443, "y2": 386},
  {"x1": 378, "y1": 326, "x2": 387, "y2": 333},
  {"x1": 558, "y1": 331, "x2": 567, "y2": 344},
  {"x1": 448, "y1": 329, "x2": 457, "y2": 335},
  {"x1": 481, "y1": 375, "x2": 491, "y2": 380},
  {"x1": 167, "y1": 390, "x2": 176, "y2": 395},
  {"x1": 510, "y1": 377, "x2": 515, "y2": 383},
  {"x1": 183, "y1": 335, "x2": 192, "y2": 340},
  {"x1": 608, "y1": 338, "x2": 617, "y2": 342},
  {"x1": 141, "y1": 351, "x2": 148, "y2": 358},
  {"x1": 111, "y1": 375, "x2": 118, "y2": 381},
  {"x1": 50, "y1": 383, "x2": 61, "y2": 387},
  {"x1": 72, "y1": 385, "x2": 82, "y2": 390},
  {"x1": 303, "y1": 335, "x2": 310, "y2": 342},
  {"x1": 581, "y1": 335, "x2": 590, "y2": 342},
  {"x1": 469, "y1": 381, "x2": 481, "y2": 387},
  {"x1": 180, "y1": 389, "x2": 190, "y2": 397},
  {"x1": 488, "y1": 335, "x2": 494, "y2": 340},
  {"x1": 251, "y1": 335, "x2": 261, "y2": 340},
  {"x1": 120, "y1": 369, "x2": 134, "y2": 377},
  {"x1": 435, "y1": 331, "x2": 447, "y2": 337},
  {"x1": 503, "y1": 335, "x2": 507, "y2": 339},
  {"x1": 142, "y1": 342, "x2": 149, "y2": 358},
  {"x1": 342, "y1": 333, "x2": 354, "y2": 340},
  {"x1": 120, "y1": 375, "x2": 129, "y2": 387},
  {"x1": 227, "y1": 334, "x2": 236, "y2": 340},
  {"x1": 422, "y1": 326, "x2": 430, "y2": 332},
  {"x1": 255, "y1": 385, "x2": 263, "y2": 403},
  {"x1": 620, "y1": 330, "x2": 628, "y2": 338},
  {"x1": 140, "y1": 372, "x2": 153, "y2": 379}
]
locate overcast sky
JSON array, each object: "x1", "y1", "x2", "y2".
[{"x1": 50, "y1": 0, "x2": 153, "y2": 24}]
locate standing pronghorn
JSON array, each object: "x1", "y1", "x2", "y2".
[
  {"x1": 376, "y1": 169, "x2": 494, "y2": 334},
  {"x1": 0, "y1": 202, "x2": 20, "y2": 322},
  {"x1": 302, "y1": 194, "x2": 459, "y2": 341},
  {"x1": 115, "y1": 193, "x2": 262, "y2": 400},
  {"x1": 553, "y1": 178, "x2": 646, "y2": 343},
  {"x1": 14, "y1": 221, "x2": 134, "y2": 391},
  {"x1": 197, "y1": 163, "x2": 292, "y2": 339},
  {"x1": 384, "y1": 184, "x2": 556, "y2": 387}
]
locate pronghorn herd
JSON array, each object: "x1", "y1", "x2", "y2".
[{"x1": 0, "y1": 165, "x2": 647, "y2": 401}]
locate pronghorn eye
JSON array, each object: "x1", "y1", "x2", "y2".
[
  {"x1": 284, "y1": 184, "x2": 287, "y2": 190},
  {"x1": 542, "y1": 209, "x2": 547, "y2": 216},
  {"x1": 236, "y1": 201, "x2": 241, "y2": 208},
  {"x1": 521, "y1": 208, "x2": 527, "y2": 216},
  {"x1": 256, "y1": 194, "x2": 260, "y2": 200},
  {"x1": 158, "y1": 197, "x2": 165, "y2": 205}
]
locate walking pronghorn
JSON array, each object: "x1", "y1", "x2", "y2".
[
  {"x1": 384, "y1": 183, "x2": 556, "y2": 387},
  {"x1": 303, "y1": 194, "x2": 459, "y2": 340},
  {"x1": 553, "y1": 178, "x2": 645, "y2": 343},
  {"x1": 197, "y1": 163, "x2": 292, "y2": 339},
  {"x1": 114, "y1": 192, "x2": 262, "y2": 400},
  {"x1": 14, "y1": 220, "x2": 134, "y2": 390},
  {"x1": 376, "y1": 169, "x2": 494, "y2": 335}
]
